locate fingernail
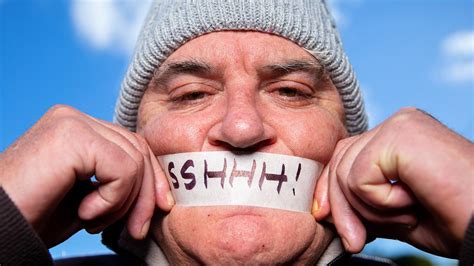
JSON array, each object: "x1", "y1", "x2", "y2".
[
  {"x1": 166, "y1": 191, "x2": 175, "y2": 207},
  {"x1": 140, "y1": 220, "x2": 150, "y2": 239},
  {"x1": 311, "y1": 200, "x2": 319, "y2": 215}
]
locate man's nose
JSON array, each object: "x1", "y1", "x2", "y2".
[{"x1": 208, "y1": 92, "x2": 276, "y2": 150}]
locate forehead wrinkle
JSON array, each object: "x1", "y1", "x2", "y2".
[{"x1": 235, "y1": 35, "x2": 255, "y2": 78}]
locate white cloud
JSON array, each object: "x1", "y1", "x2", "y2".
[
  {"x1": 442, "y1": 31, "x2": 474, "y2": 57},
  {"x1": 327, "y1": 0, "x2": 346, "y2": 26},
  {"x1": 443, "y1": 60, "x2": 474, "y2": 83},
  {"x1": 71, "y1": 0, "x2": 151, "y2": 55},
  {"x1": 439, "y1": 31, "x2": 474, "y2": 84},
  {"x1": 326, "y1": 0, "x2": 362, "y2": 27},
  {"x1": 70, "y1": 0, "x2": 360, "y2": 54}
]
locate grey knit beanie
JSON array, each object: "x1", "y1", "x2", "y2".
[{"x1": 114, "y1": 0, "x2": 368, "y2": 135}]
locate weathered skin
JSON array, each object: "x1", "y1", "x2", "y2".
[
  {"x1": 137, "y1": 31, "x2": 347, "y2": 264},
  {"x1": 1, "y1": 29, "x2": 471, "y2": 265}
]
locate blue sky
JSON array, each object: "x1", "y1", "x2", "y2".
[{"x1": 0, "y1": 0, "x2": 472, "y2": 265}]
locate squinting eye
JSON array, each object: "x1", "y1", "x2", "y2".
[
  {"x1": 178, "y1": 91, "x2": 207, "y2": 102},
  {"x1": 277, "y1": 87, "x2": 311, "y2": 99},
  {"x1": 278, "y1": 87, "x2": 299, "y2": 97}
]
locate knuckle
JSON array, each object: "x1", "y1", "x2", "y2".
[
  {"x1": 134, "y1": 134, "x2": 150, "y2": 154},
  {"x1": 335, "y1": 137, "x2": 353, "y2": 151},
  {"x1": 391, "y1": 107, "x2": 422, "y2": 124},
  {"x1": 50, "y1": 117, "x2": 87, "y2": 139},
  {"x1": 47, "y1": 104, "x2": 78, "y2": 118},
  {"x1": 135, "y1": 152, "x2": 145, "y2": 169},
  {"x1": 397, "y1": 106, "x2": 418, "y2": 115},
  {"x1": 333, "y1": 136, "x2": 358, "y2": 158},
  {"x1": 45, "y1": 106, "x2": 89, "y2": 138},
  {"x1": 373, "y1": 197, "x2": 392, "y2": 209},
  {"x1": 104, "y1": 147, "x2": 140, "y2": 184},
  {"x1": 346, "y1": 174, "x2": 358, "y2": 191},
  {"x1": 335, "y1": 166, "x2": 346, "y2": 183},
  {"x1": 123, "y1": 158, "x2": 141, "y2": 180},
  {"x1": 386, "y1": 107, "x2": 425, "y2": 131},
  {"x1": 328, "y1": 159, "x2": 338, "y2": 177},
  {"x1": 346, "y1": 168, "x2": 372, "y2": 199},
  {"x1": 118, "y1": 145, "x2": 145, "y2": 178}
]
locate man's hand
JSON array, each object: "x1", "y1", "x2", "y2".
[
  {"x1": 313, "y1": 107, "x2": 473, "y2": 258},
  {"x1": 0, "y1": 105, "x2": 173, "y2": 247}
]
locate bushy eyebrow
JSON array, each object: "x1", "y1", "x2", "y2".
[
  {"x1": 259, "y1": 60, "x2": 324, "y2": 79},
  {"x1": 153, "y1": 58, "x2": 215, "y2": 87},
  {"x1": 152, "y1": 58, "x2": 325, "y2": 88}
]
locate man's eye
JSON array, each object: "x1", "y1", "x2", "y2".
[
  {"x1": 278, "y1": 87, "x2": 299, "y2": 97},
  {"x1": 178, "y1": 91, "x2": 207, "y2": 102},
  {"x1": 277, "y1": 87, "x2": 311, "y2": 99}
]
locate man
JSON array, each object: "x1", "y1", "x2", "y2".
[{"x1": 0, "y1": 0, "x2": 472, "y2": 265}]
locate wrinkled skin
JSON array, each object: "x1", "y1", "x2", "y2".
[
  {"x1": 0, "y1": 105, "x2": 171, "y2": 247},
  {"x1": 313, "y1": 108, "x2": 474, "y2": 258},
  {"x1": 1, "y1": 30, "x2": 471, "y2": 265},
  {"x1": 137, "y1": 31, "x2": 347, "y2": 264}
]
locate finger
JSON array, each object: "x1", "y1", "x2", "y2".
[
  {"x1": 348, "y1": 133, "x2": 418, "y2": 210},
  {"x1": 91, "y1": 118, "x2": 173, "y2": 210},
  {"x1": 324, "y1": 136, "x2": 357, "y2": 222},
  {"x1": 77, "y1": 136, "x2": 142, "y2": 220},
  {"x1": 312, "y1": 165, "x2": 330, "y2": 220},
  {"x1": 94, "y1": 127, "x2": 155, "y2": 239},
  {"x1": 327, "y1": 137, "x2": 367, "y2": 253},
  {"x1": 92, "y1": 120, "x2": 171, "y2": 235},
  {"x1": 336, "y1": 134, "x2": 418, "y2": 225},
  {"x1": 79, "y1": 118, "x2": 152, "y2": 222},
  {"x1": 89, "y1": 118, "x2": 172, "y2": 233},
  {"x1": 126, "y1": 147, "x2": 156, "y2": 239},
  {"x1": 151, "y1": 148, "x2": 174, "y2": 212},
  {"x1": 329, "y1": 161, "x2": 367, "y2": 253},
  {"x1": 77, "y1": 119, "x2": 146, "y2": 219},
  {"x1": 77, "y1": 115, "x2": 144, "y2": 170},
  {"x1": 83, "y1": 173, "x2": 142, "y2": 234},
  {"x1": 84, "y1": 117, "x2": 174, "y2": 212},
  {"x1": 340, "y1": 188, "x2": 418, "y2": 226}
]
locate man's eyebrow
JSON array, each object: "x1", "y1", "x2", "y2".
[
  {"x1": 260, "y1": 60, "x2": 324, "y2": 79},
  {"x1": 153, "y1": 59, "x2": 214, "y2": 86}
]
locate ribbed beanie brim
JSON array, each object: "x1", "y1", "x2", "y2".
[{"x1": 114, "y1": 0, "x2": 368, "y2": 135}]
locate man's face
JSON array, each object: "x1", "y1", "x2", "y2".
[{"x1": 137, "y1": 31, "x2": 347, "y2": 264}]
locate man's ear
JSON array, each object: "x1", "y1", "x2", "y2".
[{"x1": 312, "y1": 166, "x2": 331, "y2": 221}]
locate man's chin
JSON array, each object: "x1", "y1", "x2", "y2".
[{"x1": 153, "y1": 205, "x2": 333, "y2": 264}]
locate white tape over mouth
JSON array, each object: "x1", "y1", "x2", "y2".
[{"x1": 158, "y1": 151, "x2": 323, "y2": 213}]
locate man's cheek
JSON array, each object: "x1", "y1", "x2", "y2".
[
  {"x1": 279, "y1": 116, "x2": 343, "y2": 164},
  {"x1": 142, "y1": 115, "x2": 209, "y2": 155}
]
